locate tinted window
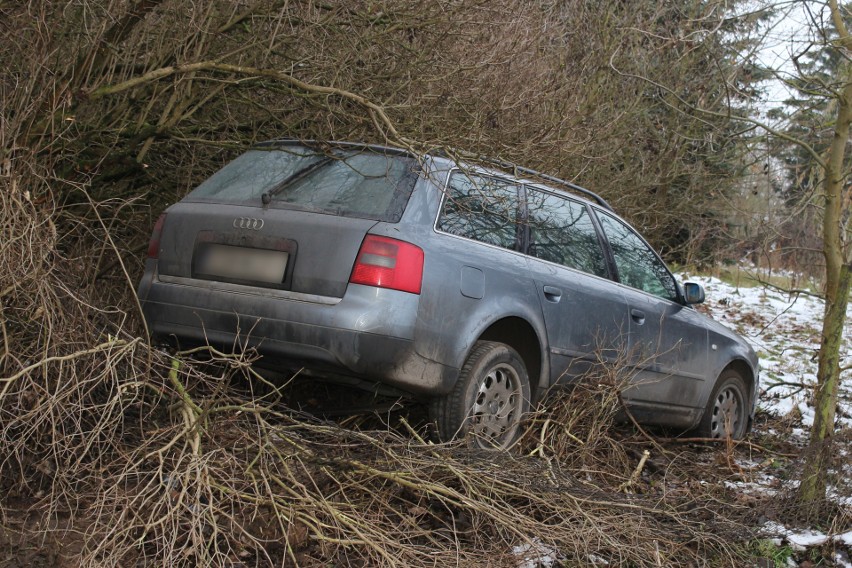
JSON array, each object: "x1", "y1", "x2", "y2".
[
  {"x1": 437, "y1": 172, "x2": 522, "y2": 250},
  {"x1": 526, "y1": 189, "x2": 608, "y2": 277},
  {"x1": 597, "y1": 212, "x2": 678, "y2": 300},
  {"x1": 185, "y1": 147, "x2": 418, "y2": 222}
]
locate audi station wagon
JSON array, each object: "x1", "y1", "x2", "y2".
[{"x1": 137, "y1": 140, "x2": 759, "y2": 447}]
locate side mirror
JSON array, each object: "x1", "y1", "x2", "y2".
[{"x1": 683, "y1": 282, "x2": 705, "y2": 305}]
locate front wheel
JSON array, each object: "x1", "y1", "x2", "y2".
[
  {"x1": 697, "y1": 369, "x2": 748, "y2": 440},
  {"x1": 430, "y1": 341, "x2": 531, "y2": 449}
]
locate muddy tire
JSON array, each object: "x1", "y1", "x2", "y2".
[
  {"x1": 430, "y1": 341, "x2": 531, "y2": 449},
  {"x1": 697, "y1": 369, "x2": 748, "y2": 440}
]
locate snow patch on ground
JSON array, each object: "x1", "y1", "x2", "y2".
[
  {"x1": 760, "y1": 520, "x2": 852, "y2": 565},
  {"x1": 680, "y1": 271, "x2": 852, "y2": 429},
  {"x1": 513, "y1": 538, "x2": 557, "y2": 568}
]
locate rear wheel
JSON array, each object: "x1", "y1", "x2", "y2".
[
  {"x1": 430, "y1": 341, "x2": 531, "y2": 449},
  {"x1": 697, "y1": 369, "x2": 748, "y2": 440}
]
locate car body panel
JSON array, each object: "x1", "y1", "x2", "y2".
[
  {"x1": 156, "y1": 202, "x2": 379, "y2": 298},
  {"x1": 140, "y1": 264, "x2": 457, "y2": 395},
  {"x1": 525, "y1": 259, "x2": 631, "y2": 385},
  {"x1": 412, "y1": 223, "x2": 550, "y2": 384}
]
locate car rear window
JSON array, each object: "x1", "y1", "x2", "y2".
[{"x1": 185, "y1": 146, "x2": 419, "y2": 222}]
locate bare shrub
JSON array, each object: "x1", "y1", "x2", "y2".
[
  {"x1": 3, "y1": 0, "x2": 758, "y2": 259},
  {"x1": 521, "y1": 364, "x2": 633, "y2": 488},
  {"x1": 0, "y1": 168, "x2": 145, "y2": 509},
  {"x1": 72, "y1": 350, "x2": 747, "y2": 567}
]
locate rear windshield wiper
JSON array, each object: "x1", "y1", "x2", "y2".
[{"x1": 261, "y1": 156, "x2": 334, "y2": 205}]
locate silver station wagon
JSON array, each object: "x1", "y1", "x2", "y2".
[{"x1": 138, "y1": 140, "x2": 759, "y2": 447}]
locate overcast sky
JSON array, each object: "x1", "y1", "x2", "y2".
[{"x1": 753, "y1": 0, "x2": 828, "y2": 110}]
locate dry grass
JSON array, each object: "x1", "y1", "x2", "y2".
[
  {"x1": 5, "y1": 333, "x2": 742, "y2": 565},
  {"x1": 75, "y1": 349, "x2": 753, "y2": 567}
]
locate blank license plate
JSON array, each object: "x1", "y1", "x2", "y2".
[{"x1": 196, "y1": 244, "x2": 288, "y2": 284}]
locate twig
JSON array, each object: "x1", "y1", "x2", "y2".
[
  {"x1": 617, "y1": 449, "x2": 650, "y2": 493},
  {"x1": 656, "y1": 437, "x2": 799, "y2": 457},
  {"x1": 617, "y1": 393, "x2": 670, "y2": 457},
  {"x1": 79, "y1": 189, "x2": 152, "y2": 348},
  {"x1": 398, "y1": 416, "x2": 428, "y2": 445}
]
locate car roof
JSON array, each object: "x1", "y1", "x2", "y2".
[{"x1": 259, "y1": 139, "x2": 614, "y2": 212}]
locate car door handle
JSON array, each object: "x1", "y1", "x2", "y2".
[
  {"x1": 543, "y1": 286, "x2": 562, "y2": 303},
  {"x1": 631, "y1": 309, "x2": 645, "y2": 324}
]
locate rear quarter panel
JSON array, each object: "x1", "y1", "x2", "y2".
[{"x1": 371, "y1": 162, "x2": 550, "y2": 390}]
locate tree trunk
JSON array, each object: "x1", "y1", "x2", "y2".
[
  {"x1": 796, "y1": 0, "x2": 852, "y2": 517},
  {"x1": 798, "y1": 263, "x2": 851, "y2": 516}
]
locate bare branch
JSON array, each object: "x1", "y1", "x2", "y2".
[{"x1": 84, "y1": 61, "x2": 412, "y2": 147}]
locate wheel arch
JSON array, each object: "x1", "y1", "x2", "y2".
[
  {"x1": 715, "y1": 357, "x2": 758, "y2": 433},
  {"x1": 697, "y1": 358, "x2": 755, "y2": 438},
  {"x1": 475, "y1": 316, "x2": 547, "y2": 401},
  {"x1": 719, "y1": 358, "x2": 756, "y2": 399}
]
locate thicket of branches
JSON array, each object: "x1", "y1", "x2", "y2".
[
  {"x1": 4, "y1": 0, "x2": 762, "y2": 263},
  {"x1": 0, "y1": 1, "x2": 777, "y2": 565}
]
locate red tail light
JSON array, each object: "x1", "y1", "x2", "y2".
[
  {"x1": 146, "y1": 213, "x2": 167, "y2": 259},
  {"x1": 349, "y1": 235, "x2": 424, "y2": 294}
]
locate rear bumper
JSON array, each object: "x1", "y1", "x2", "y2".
[{"x1": 138, "y1": 265, "x2": 458, "y2": 396}]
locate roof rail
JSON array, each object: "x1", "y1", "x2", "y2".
[{"x1": 477, "y1": 156, "x2": 614, "y2": 212}]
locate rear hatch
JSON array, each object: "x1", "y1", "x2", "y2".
[{"x1": 155, "y1": 143, "x2": 420, "y2": 298}]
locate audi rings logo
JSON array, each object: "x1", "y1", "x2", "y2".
[{"x1": 233, "y1": 217, "x2": 264, "y2": 230}]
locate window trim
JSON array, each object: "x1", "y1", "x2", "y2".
[
  {"x1": 432, "y1": 169, "x2": 622, "y2": 284},
  {"x1": 430, "y1": 165, "x2": 686, "y2": 304}
]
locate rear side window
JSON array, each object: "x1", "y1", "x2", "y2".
[
  {"x1": 185, "y1": 147, "x2": 419, "y2": 222},
  {"x1": 437, "y1": 171, "x2": 522, "y2": 250},
  {"x1": 526, "y1": 188, "x2": 608, "y2": 278}
]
